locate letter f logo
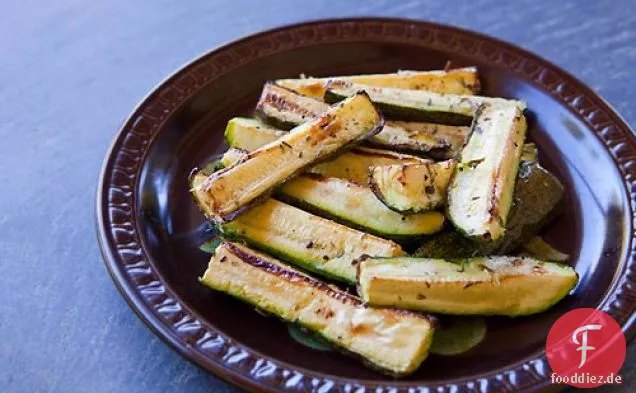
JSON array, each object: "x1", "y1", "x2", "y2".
[
  {"x1": 572, "y1": 324, "x2": 602, "y2": 368},
  {"x1": 546, "y1": 309, "x2": 626, "y2": 388}
]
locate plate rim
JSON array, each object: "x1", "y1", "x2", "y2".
[{"x1": 96, "y1": 17, "x2": 636, "y2": 393}]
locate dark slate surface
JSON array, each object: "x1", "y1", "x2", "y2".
[{"x1": 0, "y1": 0, "x2": 633, "y2": 392}]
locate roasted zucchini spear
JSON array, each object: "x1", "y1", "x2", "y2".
[
  {"x1": 357, "y1": 256, "x2": 578, "y2": 316},
  {"x1": 201, "y1": 242, "x2": 435, "y2": 375},
  {"x1": 324, "y1": 81, "x2": 527, "y2": 126},
  {"x1": 369, "y1": 160, "x2": 457, "y2": 214},
  {"x1": 194, "y1": 91, "x2": 382, "y2": 222},
  {"x1": 447, "y1": 104, "x2": 528, "y2": 242},
  {"x1": 277, "y1": 174, "x2": 445, "y2": 240},
  {"x1": 370, "y1": 121, "x2": 470, "y2": 158},
  {"x1": 256, "y1": 83, "x2": 470, "y2": 158},
  {"x1": 276, "y1": 67, "x2": 480, "y2": 99}
]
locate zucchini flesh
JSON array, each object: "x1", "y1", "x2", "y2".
[
  {"x1": 257, "y1": 83, "x2": 468, "y2": 157},
  {"x1": 276, "y1": 67, "x2": 480, "y2": 99},
  {"x1": 324, "y1": 81, "x2": 527, "y2": 126},
  {"x1": 369, "y1": 160, "x2": 457, "y2": 214},
  {"x1": 194, "y1": 92, "x2": 382, "y2": 222},
  {"x1": 415, "y1": 161, "x2": 565, "y2": 258},
  {"x1": 277, "y1": 174, "x2": 445, "y2": 239},
  {"x1": 358, "y1": 256, "x2": 578, "y2": 316},
  {"x1": 447, "y1": 105, "x2": 528, "y2": 241},
  {"x1": 224, "y1": 117, "x2": 286, "y2": 150},
  {"x1": 201, "y1": 242, "x2": 435, "y2": 376},
  {"x1": 217, "y1": 198, "x2": 404, "y2": 284}
]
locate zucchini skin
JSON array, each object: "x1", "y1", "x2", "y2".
[{"x1": 257, "y1": 110, "x2": 299, "y2": 131}]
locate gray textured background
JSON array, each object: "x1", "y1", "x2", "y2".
[{"x1": 0, "y1": 0, "x2": 634, "y2": 392}]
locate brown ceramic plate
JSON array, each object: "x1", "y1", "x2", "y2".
[{"x1": 96, "y1": 18, "x2": 635, "y2": 392}]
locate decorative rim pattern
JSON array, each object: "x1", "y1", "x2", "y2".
[{"x1": 96, "y1": 18, "x2": 636, "y2": 393}]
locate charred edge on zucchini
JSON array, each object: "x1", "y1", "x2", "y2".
[
  {"x1": 202, "y1": 242, "x2": 436, "y2": 376},
  {"x1": 194, "y1": 91, "x2": 384, "y2": 223},
  {"x1": 222, "y1": 146, "x2": 428, "y2": 186}
]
